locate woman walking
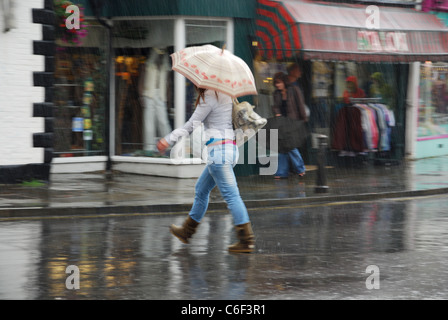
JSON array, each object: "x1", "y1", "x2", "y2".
[
  {"x1": 272, "y1": 72, "x2": 308, "y2": 179},
  {"x1": 157, "y1": 87, "x2": 255, "y2": 253}
]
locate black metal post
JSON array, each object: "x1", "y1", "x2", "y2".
[
  {"x1": 315, "y1": 135, "x2": 329, "y2": 193},
  {"x1": 90, "y1": 0, "x2": 111, "y2": 172}
]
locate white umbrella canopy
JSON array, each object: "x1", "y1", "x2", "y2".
[{"x1": 170, "y1": 44, "x2": 258, "y2": 98}]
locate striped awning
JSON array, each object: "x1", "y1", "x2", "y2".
[{"x1": 256, "y1": 0, "x2": 448, "y2": 62}]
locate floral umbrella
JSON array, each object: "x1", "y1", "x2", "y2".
[{"x1": 170, "y1": 44, "x2": 257, "y2": 98}]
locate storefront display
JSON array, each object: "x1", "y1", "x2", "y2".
[
  {"x1": 250, "y1": 54, "x2": 400, "y2": 163},
  {"x1": 311, "y1": 61, "x2": 333, "y2": 133},
  {"x1": 254, "y1": 0, "x2": 448, "y2": 164},
  {"x1": 53, "y1": 21, "x2": 108, "y2": 158},
  {"x1": 112, "y1": 18, "x2": 229, "y2": 159},
  {"x1": 416, "y1": 2, "x2": 448, "y2": 158},
  {"x1": 418, "y1": 62, "x2": 448, "y2": 139}
]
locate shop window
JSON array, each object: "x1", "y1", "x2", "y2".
[
  {"x1": 418, "y1": 62, "x2": 448, "y2": 138},
  {"x1": 333, "y1": 62, "x2": 397, "y2": 110},
  {"x1": 113, "y1": 19, "x2": 175, "y2": 156},
  {"x1": 112, "y1": 18, "x2": 229, "y2": 158},
  {"x1": 53, "y1": 20, "x2": 108, "y2": 158},
  {"x1": 185, "y1": 19, "x2": 227, "y2": 48},
  {"x1": 252, "y1": 55, "x2": 399, "y2": 157},
  {"x1": 184, "y1": 19, "x2": 227, "y2": 119},
  {"x1": 182, "y1": 20, "x2": 228, "y2": 157},
  {"x1": 329, "y1": 62, "x2": 399, "y2": 155}
]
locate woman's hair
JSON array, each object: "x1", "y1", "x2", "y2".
[
  {"x1": 273, "y1": 72, "x2": 288, "y2": 88},
  {"x1": 195, "y1": 87, "x2": 207, "y2": 107},
  {"x1": 194, "y1": 86, "x2": 218, "y2": 107}
]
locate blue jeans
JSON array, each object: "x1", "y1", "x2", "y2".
[
  {"x1": 189, "y1": 143, "x2": 250, "y2": 226},
  {"x1": 275, "y1": 148, "x2": 306, "y2": 177}
]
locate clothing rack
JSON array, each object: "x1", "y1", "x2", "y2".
[
  {"x1": 349, "y1": 97, "x2": 382, "y2": 103},
  {"x1": 332, "y1": 97, "x2": 398, "y2": 165}
]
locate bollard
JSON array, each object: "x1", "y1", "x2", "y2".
[{"x1": 315, "y1": 134, "x2": 329, "y2": 193}]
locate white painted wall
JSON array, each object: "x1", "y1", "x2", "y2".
[{"x1": 0, "y1": 0, "x2": 45, "y2": 165}]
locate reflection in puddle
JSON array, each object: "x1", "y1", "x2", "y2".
[{"x1": 0, "y1": 196, "x2": 448, "y2": 299}]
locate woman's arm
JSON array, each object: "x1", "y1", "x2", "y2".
[{"x1": 161, "y1": 91, "x2": 215, "y2": 147}]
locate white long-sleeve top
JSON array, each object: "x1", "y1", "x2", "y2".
[{"x1": 164, "y1": 90, "x2": 235, "y2": 145}]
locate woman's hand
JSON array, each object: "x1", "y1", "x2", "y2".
[{"x1": 157, "y1": 138, "x2": 170, "y2": 154}]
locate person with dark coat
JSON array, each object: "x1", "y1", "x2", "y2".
[{"x1": 270, "y1": 72, "x2": 308, "y2": 179}]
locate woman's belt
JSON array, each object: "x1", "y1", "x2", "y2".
[{"x1": 205, "y1": 138, "x2": 236, "y2": 147}]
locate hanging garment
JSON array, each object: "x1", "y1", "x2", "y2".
[
  {"x1": 364, "y1": 105, "x2": 379, "y2": 150},
  {"x1": 376, "y1": 103, "x2": 395, "y2": 151},
  {"x1": 356, "y1": 104, "x2": 372, "y2": 151},
  {"x1": 331, "y1": 106, "x2": 365, "y2": 152},
  {"x1": 332, "y1": 102, "x2": 396, "y2": 154},
  {"x1": 369, "y1": 104, "x2": 389, "y2": 151}
]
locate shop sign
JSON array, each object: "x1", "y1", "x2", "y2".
[{"x1": 357, "y1": 30, "x2": 409, "y2": 52}]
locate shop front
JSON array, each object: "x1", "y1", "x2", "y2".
[
  {"x1": 415, "y1": 61, "x2": 448, "y2": 158},
  {"x1": 254, "y1": 0, "x2": 448, "y2": 166},
  {"x1": 51, "y1": 0, "x2": 256, "y2": 177},
  {"x1": 415, "y1": 1, "x2": 448, "y2": 158},
  {"x1": 110, "y1": 17, "x2": 233, "y2": 177},
  {"x1": 52, "y1": 10, "x2": 109, "y2": 171}
]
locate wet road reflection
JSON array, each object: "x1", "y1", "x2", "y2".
[{"x1": 0, "y1": 195, "x2": 447, "y2": 299}]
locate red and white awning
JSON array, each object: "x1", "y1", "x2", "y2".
[{"x1": 256, "y1": 0, "x2": 448, "y2": 62}]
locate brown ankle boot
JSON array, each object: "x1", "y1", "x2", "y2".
[
  {"x1": 228, "y1": 222, "x2": 255, "y2": 253},
  {"x1": 170, "y1": 216, "x2": 199, "y2": 244}
]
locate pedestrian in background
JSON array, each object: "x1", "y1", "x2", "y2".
[
  {"x1": 287, "y1": 63, "x2": 310, "y2": 118},
  {"x1": 287, "y1": 63, "x2": 303, "y2": 90},
  {"x1": 157, "y1": 86, "x2": 255, "y2": 253},
  {"x1": 272, "y1": 72, "x2": 308, "y2": 179}
]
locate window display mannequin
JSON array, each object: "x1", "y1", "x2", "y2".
[
  {"x1": 139, "y1": 47, "x2": 172, "y2": 152},
  {"x1": 253, "y1": 51, "x2": 273, "y2": 118}
]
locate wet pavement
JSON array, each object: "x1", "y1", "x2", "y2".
[
  {"x1": 0, "y1": 155, "x2": 448, "y2": 218},
  {"x1": 0, "y1": 195, "x2": 447, "y2": 300},
  {"x1": 1, "y1": 156, "x2": 448, "y2": 302}
]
